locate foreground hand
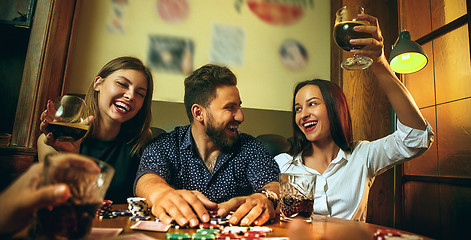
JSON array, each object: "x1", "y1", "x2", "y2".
[
  {"x1": 150, "y1": 189, "x2": 217, "y2": 227},
  {"x1": 0, "y1": 153, "x2": 100, "y2": 235},
  {"x1": 217, "y1": 193, "x2": 275, "y2": 226},
  {"x1": 349, "y1": 14, "x2": 385, "y2": 64}
]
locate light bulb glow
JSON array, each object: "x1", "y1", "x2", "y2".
[{"x1": 390, "y1": 52, "x2": 428, "y2": 74}]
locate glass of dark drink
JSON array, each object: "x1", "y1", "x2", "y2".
[
  {"x1": 334, "y1": 6, "x2": 373, "y2": 70},
  {"x1": 279, "y1": 173, "x2": 316, "y2": 222},
  {"x1": 46, "y1": 95, "x2": 89, "y2": 142},
  {"x1": 29, "y1": 155, "x2": 115, "y2": 240}
]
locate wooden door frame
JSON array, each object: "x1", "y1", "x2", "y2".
[{"x1": 10, "y1": 0, "x2": 81, "y2": 149}]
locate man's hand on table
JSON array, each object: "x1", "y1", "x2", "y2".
[
  {"x1": 149, "y1": 189, "x2": 217, "y2": 227},
  {"x1": 217, "y1": 192, "x2": 276, "y2": 226}
]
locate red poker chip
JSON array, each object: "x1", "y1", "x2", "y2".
[
  {"x1": 208, "y1": 210, "x2": 219, "y2": 217},
  {"x1": 244, "y1": 231, "x2": 266, "y2": 238},
  {"x1": 216, "y1": 233, "x2": 240, "y2": 239},
  {"x1": 199, "y1": 223, "x2": 222, "y2": 229}
]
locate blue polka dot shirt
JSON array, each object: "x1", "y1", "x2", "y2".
[{"x1": 135, "y1": 125, "x2": 280, "y2": 203}]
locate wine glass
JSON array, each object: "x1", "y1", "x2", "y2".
[
  {"x1": 333, "y1": 6, "x2": 373, "y2": 70},
  {"x1": 46, "y1": 95, "x2": 89, "y2": 142}
]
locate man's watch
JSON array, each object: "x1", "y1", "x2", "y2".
[{"x1": 256, "y1": 188, "x2": 279, "y2": 210}]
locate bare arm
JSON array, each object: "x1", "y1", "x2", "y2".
[
  {"x1": 352, "y1": 14, "x2": 426, "y2": 130},
  {"x1": 217, "y1": 181, "x2": 280, "y2": 226},
  {"x1": 135, "y1": 173, "x2": 217, "y2": 227}
]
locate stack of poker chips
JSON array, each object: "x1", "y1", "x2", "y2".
[
  {"x1": 97, "y1": 200, "x2": 115, "y2": 219},
  {"x1": 127, "y1": 197, "x2": 151, "y2": 221}
]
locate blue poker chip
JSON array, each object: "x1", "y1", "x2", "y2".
[
  {"x1": 112, "y1": 210, "x2": 132, "y2": 216},
  {"x1": 130, "y1": 215, "x2": 151, "y2": 221},
  {"x1": 98, "y1": 213, "x2": 117, "y2": 219}
]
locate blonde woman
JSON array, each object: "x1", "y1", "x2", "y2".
[{"x1": 38, "y1": 57, "x2": 154, "y2": 203}]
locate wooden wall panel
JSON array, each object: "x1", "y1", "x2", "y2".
[
  {"x1": 403, "y1": 181, "x2": 440, "y2": 239},
  {"x1": 403, "y1": 107, "x2": 438, "y2": 176},
  {"x1": 439, "y1": 184, "x2": 471, "y2": 239},
  {"x1": 399, "y1": 0, "x2": 432, "y2": 39},
  {"x1": 403, "y1": 43, "x2": 435, "y2": 108},
  {"x1": 437, "y1": 98, "x2": 471, "y2": 177},
  {"x1": 431, "y1": 0, "x2": 468, "y2": 30},
  {"x1": 434, "y1": 25, "x2": 471, "y2": 104}
]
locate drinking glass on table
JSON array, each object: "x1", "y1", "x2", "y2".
[
  {"x1": 28, "y1": 155, "x2": 114, "y2": 240},
  {"x1": 279, "y1": 173, "x2": 316, "y2": 222},
  {"x1": 333, "y1": 6, "x2": 373, "y2": 70},
  {"x1": 46, "y1": 95, "x2": 89, "y2": 142}
]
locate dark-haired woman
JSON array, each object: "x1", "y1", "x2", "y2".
[
  {"x1": 275, "y1": 14, "x2": 433, "y2": 221},
  {"x1": 37, "y1": 56, "x2": 154, "y2": 203}
]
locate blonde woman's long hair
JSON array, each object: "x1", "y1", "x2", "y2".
[{"x1": 82, "y1": 56, "x2": 154, "y2": 156}]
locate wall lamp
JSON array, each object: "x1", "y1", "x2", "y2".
[{"x1": 388, "y1": 30, "x2": 428, "y2": 74}]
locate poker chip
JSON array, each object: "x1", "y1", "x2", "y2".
[
  {"x1": 112, "y1": 210, "x2": 132, "y2": 216},
  {"x1": 216, "y1": 232, "x2": 240, "y2": 239},
  {"x1": 208, "y1": 210, "x2": 219, "y2": 217},
  {"x1": 199, "y1": 223, "x2": 222, "y2": 229},
  {"x1": 247, "y1": 226, "x2": 272, "y2": 233},
  {"x1": 127, "y1": 197, "x2": 150, "y2": 217},
  {"x1": 192, "y1": 233, "x2": 216, "y2": 240},
  {"x1": 197, "y1": 229, "x2": 221, "y2": 234},
  {"x1": 222, "y1": 226, "x2": 249, "y2": 234},
  {"x1": 171, "y1": 223, "x2": 192, "y2": 229},
  {"x1": 130, "y1": 215, "x2": 151, "y2": 221},
  {"x1": 166, "y1": 232, "x2": 192, "y2": 240},
  {"x1": 244, "y1": 231, "x2": 266, "y2": 238},
  {"x1": 98, "y1": 212, "x2": 117, "y2": 219},
  {"x1": 373, "y1": 229, "x2": 422, "y2": 240},
  {"x1": 210, "y1": 217, "x2": 228, "y2": 225}
]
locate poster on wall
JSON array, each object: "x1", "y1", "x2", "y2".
[
  {"x1": 279, "y1": 39, "x2": 308, "y2": 71},
  {"x1": 156, "y1": 0, "x2": 189, "y2": 24},
  {"x1": 210, "y1": 24, "x2": 246, "y2": 66},
  {"x1": 241, "y1": 0, "x2": 314, "y2": 26},
  {"x1": 106, "y1": 0, "x2": 128, "y2": 34},
  {"x1": 147, "y1": 35, "x2": 194, "y2": 74}
]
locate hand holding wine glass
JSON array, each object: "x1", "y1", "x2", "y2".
[{"x1": 40, "y1": 95, "x2": 93, "y2": 153}]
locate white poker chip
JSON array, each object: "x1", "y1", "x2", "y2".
[{"x1": 249, "y1": 226, "x2": 273, "y2": 233}]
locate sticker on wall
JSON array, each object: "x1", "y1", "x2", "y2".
[
  {"x1": 106, "y1": 0, "x2": 129, "y2": 34},
  {"x1": 147, "y1": 36, "x2": 194, "y2": 74},
  {"x1": 210, "y1": 24, "x2": 246, "y2": 66},
  {"x1": 279, "y1": 39, "x2": 308, "y2": 71},
  {"x1": 245, "y1": 0, "x2": 314, "y2": 26},
  {"x1": 156, "y1": 0, "x2": 189, "y2": 24}
]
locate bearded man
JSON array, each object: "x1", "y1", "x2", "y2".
[{"x1": 135, "y1": 64, "x2": 280, "y2": 227}]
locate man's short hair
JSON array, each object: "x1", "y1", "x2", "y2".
[{"x1": 184, "y1": 64, "x2": 237, "y2": 122}]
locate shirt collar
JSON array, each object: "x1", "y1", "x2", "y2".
[
  {"x1": 181, "y1": 125, "x2": 193, "y2": 150},
  {"x1": 295, "y1": 147, "x2": 348, "y2": 165}
]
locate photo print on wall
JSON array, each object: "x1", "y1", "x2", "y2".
[{"x1": 147, "y1": 35, "x2": 194, "y2": 74}]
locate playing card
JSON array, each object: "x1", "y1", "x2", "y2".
[
  {"x1": 110, "y1": 233, "x2": 157, "y2": 239},
  {"x1": 130, "y1": 221, "x2": 171, "y2": 232},
  {"x1": 88, "y1": 228, "x2": 123, "y2": 239}
]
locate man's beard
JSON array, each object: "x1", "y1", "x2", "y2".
[{"x1": 205, "y1": 114, "x2": 240, "y2": 151}]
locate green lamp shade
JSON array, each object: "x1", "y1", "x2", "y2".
[{"x1": 389, "y1": 31, "x2": 428, "y2": 74}]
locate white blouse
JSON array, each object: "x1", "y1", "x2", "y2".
[{"x1": 275, "y1": 120, "x2": 434, "y2": 222}]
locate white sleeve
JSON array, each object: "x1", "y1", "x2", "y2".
[
  {"x1": 274, "y1": 153, "x2": 293, "y2": 172},
  {"x1": 364, "y1": 119, "x2": 434, "y2": 176}
]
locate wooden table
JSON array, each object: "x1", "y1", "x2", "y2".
[{"x1": 92, "y1": 204, "x2": 433, "y2": 240}]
